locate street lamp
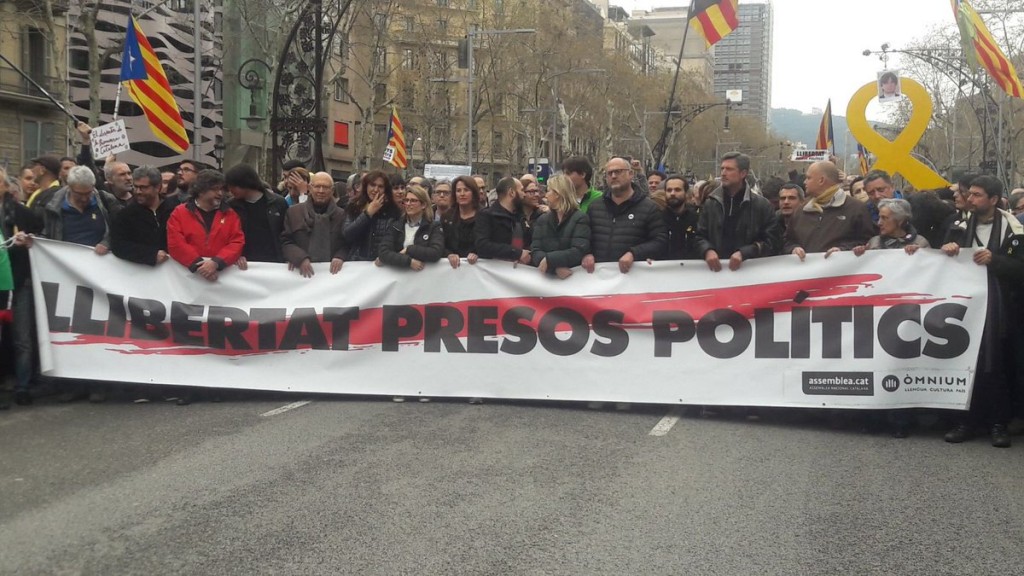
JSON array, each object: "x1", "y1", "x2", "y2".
[
  {"x1": 213, "y1": 134, "x2": 225, "y2": 170},
  {"x1": 239, "y1": 58, "x2": 271, "y2": 130},
  {"x1": 546, "y1": 68, "x2": 606, "y2": 166},
  {"x1": 463, "y1": 28, "x2": 535, "y2": 169}
]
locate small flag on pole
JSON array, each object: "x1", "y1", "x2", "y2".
[
  {"x1": 815, "y1": 100, "x2": 835, "y2": 156},
  {"x1": 120, "y1": 16, "x2": 190, "y2": 153},
  {"x1": 384, "y1": 106, "x2": 408, "y2": 169},
  {"x1": 690, "y1": 0, "x2": 740, "y2": 48},
  {"x1": 953, "y1": 0, "x2": 1023, "y2": 98},
  {"x1": 857, "y1": 143, "x2": 870, "y2": 175}
]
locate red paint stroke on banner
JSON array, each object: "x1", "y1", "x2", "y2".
[{"x1": 51, "y1": 274, "x2": 948, "y2": 356}]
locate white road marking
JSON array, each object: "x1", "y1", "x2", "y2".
[
  {"x1": 260, "y1": 400, "x2": 312, "y2": 417},
  {"x1": 649, "y1": 409, "x2": 682, "y2": 437}
]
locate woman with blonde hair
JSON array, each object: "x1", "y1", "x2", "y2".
[
  {"x1": 530, "y1": 174, "x2": 590, "y2": 279},
  {"x1": 377, "y1": 184, "x2": 444, "y2": 271}
]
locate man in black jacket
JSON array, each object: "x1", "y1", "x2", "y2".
[
  {"x1": 696, "y1": 152, "x2": 780, "y2": 271},
  {"x1": 663, "y1": 175, "x2": 700, "y2": 260},
  {"x1": 582, "y1": 157, "x2": 666, "y2": 273},
  {"x1": 110, "y1": 166, "x2": 176, "y2": 266},
  {"x1": 226, "y1": 164, "x2": 288, "y2": 265},
  {"x1": 475, "y1": 176, "x2": 530, "y2": 265},
  {"x1": 940, "y1": 175, "x2": 1024, "y2": 448}
]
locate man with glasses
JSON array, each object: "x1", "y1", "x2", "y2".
[
  {"x1": 173, "y1": 161, "x2": 199, "y2": 204},
  {"x1": 940, "y1": 175, "x2": 1024, "y2": 448},
  {"x1": 431, "y1": 180, "x2": 454, "y2": 222},
  {"x1": 110, "y1": 165, "x2": 176, "y2": 266},
  {"x1": 582, "y1": 157, "x2": 666, "y2": 274},
  {"x1": 520, "y1": 177, "x2": 546, "y2": 247}
]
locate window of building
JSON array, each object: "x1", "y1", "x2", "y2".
[
  {"x1": 373, "y1": 12, "x2": 387, "y2": 30},
  {"x1": 375, "y1": 83, "x2": 387, "y2": 104},
  {"x1": 437, "y1": 19, "x2": 448, "y2": 33},
  {"x1": 334, "y1": 77, "x2": 349, "y2": 102},
  {"x1": 22, "y1": 27, "x2": 51, "y2": 83},
  {"x1": 437, "y1": 0, "x2": 448, "y2": 6},
  {"x1": 375, "y1": 46, "x2": 387, "y2": 70},
  {"x1": 333, "y1": 121, "x2": 350, "y2": 147},
  {"x1": 404, "y1": 16, "x2": 415, "y2": 32},
  {"x1": 403, "y1": 49, "x2": 414, "y2": 69},
  {"x1": 493, "y1": 132, "x2": 504, "y2": 150},
  {"x1": 22, "y1": 120, "x2": 56, "y2": 164}
]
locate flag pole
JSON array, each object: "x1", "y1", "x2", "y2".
[
  {"x1": 651, "y1": 0, "x2": 697, "y2": 170},
  {"x1": 0, "y1": 53, "x2": 80, "y2": 125}
]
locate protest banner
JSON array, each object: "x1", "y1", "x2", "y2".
[
  {"x1": 90, "y1": 120, "x2": 132, "y2": 158},
  {"x1": 30, "y1": 239, "x2": 987, "y2": 409},
  {"x1": 790, "y1": 149, "x2": 831, "y2": 162}
]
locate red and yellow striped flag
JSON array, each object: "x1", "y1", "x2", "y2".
[
  {"x1": 119, "y1": 17, "x2": 190, "y2": 153},
  {"x1": 384, "y1": 106, "x2": 408, "y2": 169},
  {"x1": 690, "y1": 0, "x2": 740, "y2": 48},
  {"x1": 953, "y1": 0, "x2": 1024, "y2": 99}
]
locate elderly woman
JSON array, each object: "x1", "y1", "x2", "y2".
[
  {"x1": 853, "y1": 198, "x2": 930, "y2": 256},
  {"x1": 852, "y1": 197, "x2": 928, "y2": 438},
  {"x1": 377, "y1": 184, "x2": 444, "y2": 271},
  {"x1": 530, "y1": 174, "x2": 591, "y2": 279}
]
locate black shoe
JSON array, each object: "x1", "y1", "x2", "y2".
[
  {"x1": 14, "y1": 391, "x2": 33, "y2": 406},
  {"x1": 990, "y1": 424, "x2": 1011, "y2": 448},
  {"x1": 176, "y1": 394, "x2": 193, "y2": 406},
  {"x1": 88, "y1": 390, "x2": 107, "y2": 403},
  {"x1": 944, "y1": 424, "x2": 974, "y2": 443}
]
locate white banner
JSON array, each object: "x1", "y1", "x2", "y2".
[
  {"x1": 423, "y1": 164, "x2": 472, "y2": 180},
  {"x1": 90, "y1": 120, "x2": 131, "y2": 158},
  {"x1": 30, "y1": 239, "x2": 988, "y2": 409}
]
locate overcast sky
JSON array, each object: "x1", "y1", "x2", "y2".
[{"x1": 621, "y1": 0, "x2": 955, "y2": 117}]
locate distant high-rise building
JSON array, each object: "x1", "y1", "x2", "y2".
[
  {"x1": 629, "y1": 6, "x2": 715, "y2": 90},
  {"x1": 713, "y1": 1, "x2": 772, "y2": 126}
]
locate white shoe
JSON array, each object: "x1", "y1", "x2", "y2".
[
  {"x1": 392, "y1": 396, "x2": 405, "y2": 403},
  {"x1": 418, "y1": 397, "x2": 431, "y2": 403},
  {"x1": 468, "y1": 397, "x2": 483, "y2": 404}
]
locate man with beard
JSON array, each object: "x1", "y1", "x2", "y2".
[
  {"x1": 583, "y1": 156, "x2": 666, "y2": 274},
  {"x1": 663, "y1": 175, "x2": 699, "y2": 260},
  {"x1": 226, "y1": 164, "x2": 288, "y2": 266},
  {"x1": 167, "y1": 169, "x2": 244, "y2": 282},
  {"x1": 104, "y1": 161, "x2": 135, "y2": 207},
  {"x1": 173, "y1": 160, "x2": 199, "y2": 204},
  {"x1": 281, "y1": 172, "x2": 346, "y2": 277},
  {"x1": 110, "y1": 165, "x2": 176, "y2": 266},
  {"x1": 776, "y1": 182, "x2": 804, "y2": 236},
  {"x1": 940, "y1": 175, "x2": 1024, "y2": 448},
  {"x1": 475, "y1": 176, "x2": 531, "y2": 264}
]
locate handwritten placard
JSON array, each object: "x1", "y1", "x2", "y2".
[{"x1": 91, "y1": 120, "x2": 131, "y2": 158}]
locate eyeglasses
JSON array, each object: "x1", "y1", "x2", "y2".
[
  {"x1": 606, "y1": 168, "x2": 628, "y2": 177},
  {"x1": 524, "y1": 188, "x2": 541, "y2": 195},
  {"x1": 433, "y1": 190, "x2": 452, "y2": 197},
  {"x1": 404, "y1": 198, "x2": 422, "y2": 205},
  {"x1": 178, "y1": 167, "x2": 196, "y2": 173}
]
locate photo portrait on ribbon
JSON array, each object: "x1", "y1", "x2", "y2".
[{"x1": 877, "y1": 70, "x2": 902, "y2": 102}]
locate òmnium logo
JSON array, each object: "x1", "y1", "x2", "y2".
[{"x1": 882, "y1": 375, "x2": 900, "y2": 392}]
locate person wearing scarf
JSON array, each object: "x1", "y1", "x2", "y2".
[
  {"x1": 940, "y1": 175, "x2": 1024, "y2": 448},
  {"x1": 786, "y1": 161, "x2": 874, "y2": 260},
  {"x1": 281, "y1": 172, "x2": 347, "y2": 278},
  {"x1": 852, "y1": 198, "x2": 930, "y2": 438}
]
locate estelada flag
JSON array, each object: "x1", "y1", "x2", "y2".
[
  {"x1": 857, "y1": 143, "x2": 870, "y2": 175},
  {"x1": 691, "y1": 0, "x2": 740, "y2": 48},
  {"x1": 952, "y1": 0, "x2": 1023, "y2": 98},
  {"x1": 384, "y1": 106, "x2": 408, "y2": 169},
  {"x1": 815, "y1": 100, "x2": 834, "y2": 155},
  {"x1": 120, "y1": 16, "x2": 190, "y2": 153}
]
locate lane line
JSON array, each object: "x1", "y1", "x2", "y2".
[
  {"x1": 260, "y1": 400, "x2": 312, "y2": 417},
  {"x1": 649, "y1": 409, "x2": 682, "y2": 437}
]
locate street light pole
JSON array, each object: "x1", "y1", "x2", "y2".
[{"x1": 465, "y1": 28, "x2": 535, "y2": 170}]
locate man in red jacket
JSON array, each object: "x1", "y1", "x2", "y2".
[{"x1": 167, "y1": 169, "x2": 244, "y2": 282}]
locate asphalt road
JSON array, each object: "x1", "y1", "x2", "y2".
[{"x1": 1, "y1": 394, "x2": 1022, "y2": 575}]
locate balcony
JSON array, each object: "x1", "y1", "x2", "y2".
[
  {"x1": 0, "y1": 67, "x2": 64, "y2": 104},
  {"x1": 9, "y1": 0, "x2": 69, "y2": 14}
]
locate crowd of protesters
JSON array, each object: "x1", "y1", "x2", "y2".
[{"x1": 2, "y1": 124, "x2": 1024, "y2": 448}]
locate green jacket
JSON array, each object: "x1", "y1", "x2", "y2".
[
  {"x1": 530, "y1": 210, "x2": 591, "y2": 272},
  {"x1": 579, "y1": 187, "x2": 602, "y2": 214}
]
